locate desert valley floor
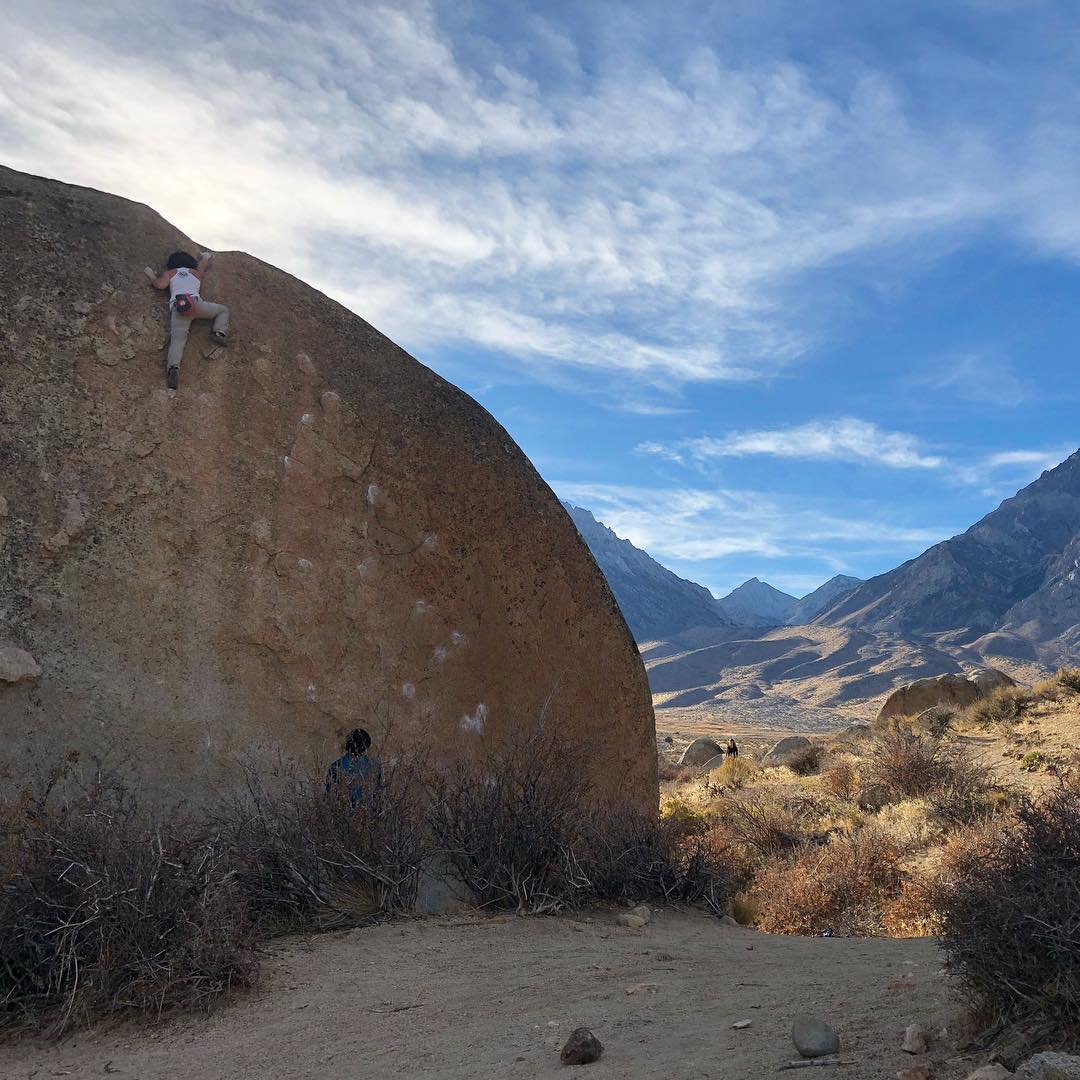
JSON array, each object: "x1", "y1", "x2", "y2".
[{"x1": 2, "y1": 910, "x2": 982, "y2": 1080}]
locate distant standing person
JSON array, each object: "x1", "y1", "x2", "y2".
[
  {"x1": 726, "y1": 738, "x2": 739, "y2": 759},
  {"x1": 146, "y1": 250, "x2": 229, "y2": 390},
  {"x1": 326, "y1": 727, "x2": 383, "y2": 811}
]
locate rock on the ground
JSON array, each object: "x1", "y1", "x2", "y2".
[
  {"x1": 898, "y1": 1067, "x2": 932, "y2": 1080},
  {"x1": 1015, "y1": 1052, "x2": 1080, "y2": 1079},
  {"x1": 630, "y1": 904, "x2": 651, "y2": 923},
  {"x1": 791, "y1": 1016, "x2": 841, "y2": 1058},
  {"x1": 0, "y1": 643, "x2": 41, "y2": 684},
  {"x1": 0, "y1": 165, "x2": 656, "y2": 809},
  {"x1": 560, "y1": 1027, "x2": 603, "y2": 1066},
  {"x1": 616, "y1": 913, "x2": 648, "y2": 929},
  {"x1": 965, "y1": 1066, "x2": 1013, "y2": 1080},
  {"x1": 679, "y1": 737, "x2": 724, "y2": 766},
  {"x1": 902, "y1": 1023, "x2": 930, "y2": 1054},
  {"x1": 763, "y1": 736, "x2": 813, "y2": 767},
  {"x1": 878, "y1": 673, "x2": 981, "y2": 721}
]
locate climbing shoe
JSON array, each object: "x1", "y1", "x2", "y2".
[
  {"x1": 167, "y1": 366, "x2": 179, "y2": 390},
  {"x1": 210, "y1": 330, "x2": 228, "y2": 346}
]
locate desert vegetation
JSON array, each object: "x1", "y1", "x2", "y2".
[
  {"x1": 656, "y1": 667, "x2": 1080, "y2": 1054},
  {"x1": 6, "y1": 670, "x2": 1080, "y2": 1048},
  {"x1": 0, "y1": 730, "x2": 731, "y2": 1036}
]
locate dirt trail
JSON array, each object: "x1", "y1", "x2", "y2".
[{"x1": 2, "y1": 911, "x2": 982, "y2": 1080}]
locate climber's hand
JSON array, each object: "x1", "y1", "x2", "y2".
[
  {"x1": 143, "y1": 266, "x2": 157, "y2": 282},
  {"x1": 197, "y1": 250, "x2": 214, "y2": 272}
]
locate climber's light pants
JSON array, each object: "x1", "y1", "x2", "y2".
[{"x1": 167, "y1": 299, "x2": 229, "y2": 370}]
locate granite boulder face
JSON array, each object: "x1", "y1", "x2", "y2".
[
  {"x1": 0, "y1": 167, "x2": 656, "y2": 805},
  {"x1": 876, "y1": 668, "x2": 1015, "y2": 722}
]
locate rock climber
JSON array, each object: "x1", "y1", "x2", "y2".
[
  {"x1": 145, "y1": 250, "x2": 229, "y2": 390},
  {"x1": 726, "y1": 738, "x2": 739, "y2": 759},
  {"x1": 326, "y1": 727, "x2": 383, "y2": 811}
]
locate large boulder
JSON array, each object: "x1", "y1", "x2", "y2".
[
  {"x1": 878, "y1": 667, "x2": 1018, "y2": 722},
  {"x1": 0, "y1": 167, "x2": 656, "y2": 805},
  {"x1": 878, "y1": 672, "x2": 986, "y2": 722},
  {"x1": 678, "y1": 737, "x2": 724, "y2": 766},
  {"x1": 762, "y1": 735, "x2": 813, "y2": 766}
]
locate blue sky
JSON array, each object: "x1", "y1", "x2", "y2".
[{"x1": 3, "y1": 0, "x2": 1077, "y2": 598}]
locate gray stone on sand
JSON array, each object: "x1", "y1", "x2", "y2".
[
  {"x1": 792, "y1": 1016, "x2": 840, "y2": 1058},
  {"x1": 1015, "y1": 1052, "x2": 1080, "y2": 1080},
  {"x1": 902, "y1": 1023, "x2": 930, "y2": 1054},
  {"x1": 560, "y1": 1027, "x2": 603, "y2": 1066}
]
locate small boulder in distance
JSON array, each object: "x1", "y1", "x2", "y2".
[
  {"x1": 878, "y1": 673, "x2": 981, "y2": 722},
  {"x1": 679, "y1": 737, "x2": 724, "y2": 766},
  {"x1": 763, "y1": 735, "x2": 813, "y2": 767}
]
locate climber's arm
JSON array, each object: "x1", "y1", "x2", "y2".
[
  {"x1": 145, "y1": 267, "x2": 173, "y2": 290},
  {"x1": 193, "y1": 250, "x2": 213, "y2": 279}
]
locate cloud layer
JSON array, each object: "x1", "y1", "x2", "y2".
[{"x1": 4, "y1": 0, "x2": 1080, "y2": 394}]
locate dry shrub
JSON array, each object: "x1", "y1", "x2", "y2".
[
  {"x1": 967, "y1": 686, "x2": 1031, "y2": 730},
  {"x1": 713, "y1": 791, "x2": 803, "y2": 863},
  {"x1": 785, "y1": 743, "x2": 824, "y2": 776},
  {"x1": 706, "y1": 755, "x2": 756, "y2": 790},
  {"x1": 1054, "y1": 668, "x2": 1080, "y2": 694},
  {"x1": 863, "y1": 730, "x2": 998, "y2": 823},
  {"x1": 823, "y1": 758, "x2": 859, "y2": 801},
  {"x1": 934, "y1": 788, "x2": 1080, "y2": 1049},
  {"x1": 212, "y1": 754, "x2": 430, "y2": 929},
  {"x1": 751, "y1": 827, "x2": 903, "y2": 936},
  {"x1": 0, "y1": 769, "x2": 258, "y2": 1035},
  {"x1": 917, "y1": 705, "x2": 958, "y2": 738},
  {"x1": 875, "y1": 797, "x2": 942, "y2": 851},
  {"x1": 659, "y1": 794, "x2": 711, "y2": 838},
  {"x1": 582, "y1": 812, "x2": 733, "y2": 913},
  {"x1": 925, "y1": 750, "x2": 1003, "y2": 829},
  {"x1": 881, "y1": 872, "x2": 944, "y2": 938},
  {"x1": 426, "y1": 730, "x2": 592, "y2": 913},
  {"x1": 427, "y1": 730, "x2": 735, "y2": 915},
  {"x1": 864, "y1": 730, "x2": 949, "y2": 798}
]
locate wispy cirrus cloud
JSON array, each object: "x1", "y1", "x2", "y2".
[
  {"x1": 5, "y1": 1, "x2": 1080, "y2": 395},
  {"x1": 558, "y1": 481, "x2": 954, "y2": 568},
  {"x1": 638, "y1": 418, "x2": 945, "y2": 470},
  {"x1": 908, "y1": 351, "x2": 1036, "y2": 408}
]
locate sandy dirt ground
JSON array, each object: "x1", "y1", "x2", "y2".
[{"x1": 2, "y1": 911, "x2": 986, "y2": 1080}]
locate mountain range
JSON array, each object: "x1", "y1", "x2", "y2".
[
  {"x1": 563, "y1": 503, "x2": 861, "y2": 640},
  {"x1": 566, "y1": 450, "x2": 1080, "y2": 718},
  {"x1": 562, "y1": 504, "x2": 739, "y2": 641},
  {"x1": 816, "y1": 449, "x2": 1080, "y2": 666}
]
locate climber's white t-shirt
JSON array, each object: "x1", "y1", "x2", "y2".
[{"x1": 169, "y1": 267, "x2": 201, "y2": 299}]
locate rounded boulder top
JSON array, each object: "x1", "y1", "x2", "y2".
[{"x1": 0, "y1": 167, "x2": 656, "y2": 805}]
